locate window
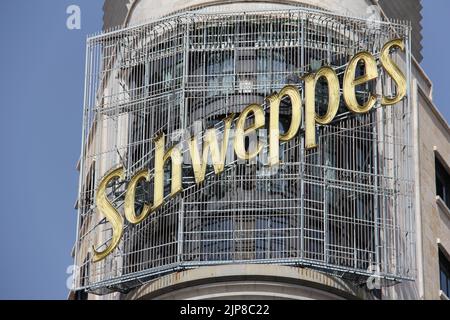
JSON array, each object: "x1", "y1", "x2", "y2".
[
  {"x1": 256, "y1": 216, "x2": 289, "y2": 259},
  {"x1": 436, "y1": 157, "x2": 450, "y2": 208},
  {"x1": 206, "y1": 52, "x2": 234, "y2": 97},
  {"x1": 202, "y1": 216, "x2": 233, "y2": 261},
  {"x1": 439, "y1": 249, "x2": 450, "y2": 297},
  {"x1": 75, "y1": 290, "x2": 88, "y2": 300}
]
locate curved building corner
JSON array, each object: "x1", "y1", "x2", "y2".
[{"x1": 71, "y1": 0, "x2": 450, "y2": 301}]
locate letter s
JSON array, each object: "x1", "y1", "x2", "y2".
[
  {"x1": 92, "y1": 167, "x2": 124, "y2": 262},
  {"x1": 380, "y1": 38, "x2": 407, "y2": 106}
]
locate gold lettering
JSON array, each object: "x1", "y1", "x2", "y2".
[
  {"x1": 92, "y1": 38, "x2": 409, "y2": 262},
  {"x1": 268, "y1": 85, "x2": 302, "y2": 166},
  {"x1": 92, "y1": 167, "x2": 124, "y2": 263},
  {"x1": 234, "y1": 104, "x2": 265, "y2": 160},
  {"x1": 154, "y1": 135, "x2": 182, "y2": 208},
  {"x1": 343, "y1": 51, "x2": 378, "y2": 114},
  {"x1": 304, "y1": 66, "x2": 341, "y2": 149},
  {"x1": 189, "y1": 114, "x2": 234, "y2": 184},
  {"x1": 124, "y1": 169, "x2": 152, "y2": 224},
  {"x1": 380, "y1": 38, "x2": 407, "y2": 105}
]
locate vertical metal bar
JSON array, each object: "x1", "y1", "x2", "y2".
[
  {"x1": 73, "y1": 37, "x2": 92, "y2": 290},
  {"x1": 177, "y1": 18, "x2": 190, "y2": 264}
]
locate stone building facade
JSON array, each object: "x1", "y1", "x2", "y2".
[{"x1": 70, "y1": 0, "x2": 450, "y2": 300}]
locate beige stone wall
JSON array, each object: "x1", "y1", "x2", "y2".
[{"x1": 417, "y1": 87, "x2": 450, "y2": 300}]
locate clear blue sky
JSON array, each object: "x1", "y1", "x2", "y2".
[{"x1": 0, "y1": 0, "x2": 448, "y2": 299}]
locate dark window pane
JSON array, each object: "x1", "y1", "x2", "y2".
[
  {"x1": 435, "y1": 157, "x2": 450, "y2": 208},
  {"x1": 436, "y1": 179, "x2": 444, "y2": 200},
  {"x1": 448, "y1": 278, "x2": 450, "y2": 296},
  {"x1": 439, "y1": 250, "x2": 450, "y2": 296},
  {"x1": 441, "y1": 270, "x2": 448, "y2": 294}
]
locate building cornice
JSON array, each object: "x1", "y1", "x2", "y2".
[{"x1": 124, "y1": 264, "x2": 374, "y2": 300}]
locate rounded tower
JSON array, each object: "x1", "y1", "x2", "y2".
[{"x1": 72, "y1": 0, "x2": 421, "y2": 300}]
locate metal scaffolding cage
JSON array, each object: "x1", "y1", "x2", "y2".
[{"x1": 74, "y1": 7, "x2": 415, "y2": 294}]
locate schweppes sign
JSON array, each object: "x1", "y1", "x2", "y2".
[{"x1": 92, "y1": 38, "x2": 407, "y2": 262}]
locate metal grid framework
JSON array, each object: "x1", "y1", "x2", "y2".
[{"x1": 75, "y1": 7, "x2": 415, "y2": 294}]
